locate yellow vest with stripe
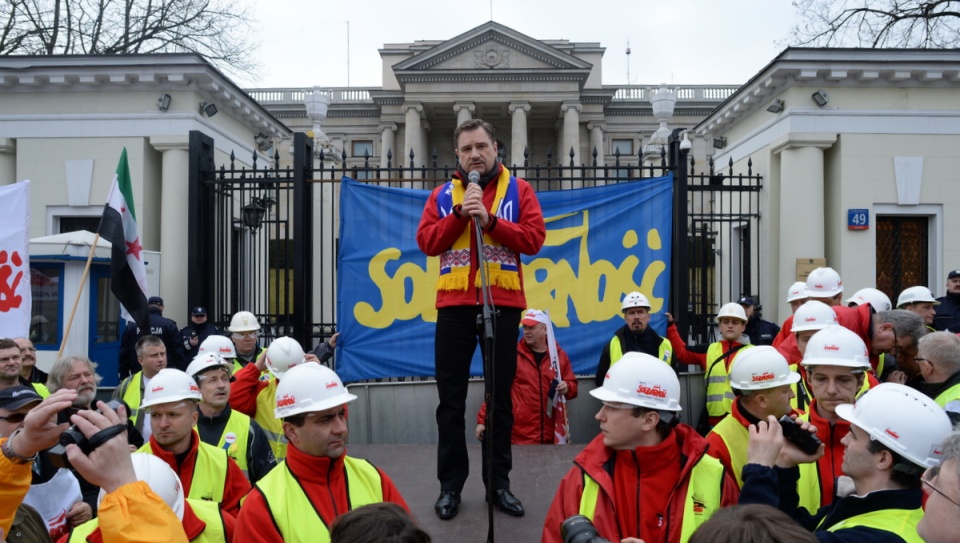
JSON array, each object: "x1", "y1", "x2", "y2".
[
  {"x1": 578, "y1": 454, "x2": 725, "y2": 542},
  {"x1": 66, "y1": 498, "x2": 227, "y2": 543},
  {"x1": 792, "y1": 411, "x2": 828, "y2": 512},
  {"x1": 609, "y1": 336, "x2": 673, "y2": 366},
  {"x1": 256, "y1": 456, "x2": 384, "y2": 543},
  {"x1": 32, "y1": 382, "x2": 50, "y2": 398},
  {"x1": 935, "y1": 383, "x2": 960, "y2": 408},
  {"x1": 216, "y1": 410, "x2": 252, "y2": 477},
  {"x1": 138, "y1": 440, "x2": 229, "y2": 503},
  {"x1": 704, "y1": 343, "x2": 752, "y2": 419},
  {"x1": 817, "y1": 505, "x2": 924, "y2": 542},
  {"x1": 254, "y1": 377, "x2": 287, "y2": 460},
  {"x1": 231, "y1": 347, "x2": 267, "y2": 375},
  {"x1": 120, "y1": 371, "x2": 143, "y2": 425}
]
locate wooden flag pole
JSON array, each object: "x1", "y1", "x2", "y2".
[{"x1": 57, "y1": 233, "x2": 101, "y2": 359}]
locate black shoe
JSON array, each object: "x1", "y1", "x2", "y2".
[
  {"x1": 488, "y1": 489, "x2": 525, "y2": 517},
  {"x1": 435, "y1": 491, "x2": 461, "y2": 520}
]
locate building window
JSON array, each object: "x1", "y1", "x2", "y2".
[
  {"x1": 611, "y1": 139, "x2": 634, "y2": 156},
  {"x1": 30, "y1": 265, "x2": 62, "y2": 347},
  {"x1": 352, "y1": 141, "x2": 374, "y2": 159},
  {"x1": 59, "y1": 216, "x2": 101, "y2": 234}
]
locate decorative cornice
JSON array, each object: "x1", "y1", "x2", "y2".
[{"x1": 394, "y1": 70, "x2": 591, "y2": 84}]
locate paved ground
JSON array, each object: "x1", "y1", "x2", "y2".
[{"x1": 348, "y1": 443, "x2": 582, "y2": 543}]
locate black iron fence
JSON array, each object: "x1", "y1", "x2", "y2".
[{"x1": 188, "y1": 131, "x2": 762, "y2": 356}]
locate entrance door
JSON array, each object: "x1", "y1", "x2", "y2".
[
  {"x1": 876, "y1": 216, "x2": 929, "y2": 301},
  {"x1": 89, "y1": 265, "x2": 122, "y2": 386}
]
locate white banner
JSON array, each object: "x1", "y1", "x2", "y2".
[{"x1": 0, "y1": 181, "x2": 31, "y2": 338}]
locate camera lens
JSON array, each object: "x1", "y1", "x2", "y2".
[{"x1": 560, "y1": 515, "x2": 611, "y2": 543}]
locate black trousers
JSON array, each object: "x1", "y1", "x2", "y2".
[{"x1": 435, "y1": 305, "x2": 520, "y2": 493}]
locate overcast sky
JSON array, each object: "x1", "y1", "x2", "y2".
[{"x1": 233, "y1": 0, "x2": 799, "y2": 90}]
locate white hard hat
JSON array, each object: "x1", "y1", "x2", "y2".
[
  {"x1": 836, "y1": 383, "x2": 952, "y2": 469},
  {"x1": 897, "y1": 286, "x2": 940, "y2": 308},
  {"x1": 791, "y1": 300, "x2": 839, "y2": 332},
  {"x1": 185, "y1": 352, "x2": 233, "y2": 380},
  {"x1": 198, "y1": 335, "x2": 237, "y2": 359},
  {"x1": 227, "y1": 310, "x2": 261, "y2": 333},
  {"x1": 590, "y1": 352, "x2": 681, "y2": 412},
  {"x1": 786, "y1": 282, "x2": 808, "y2": 303},
  {"x1": 274, "y1": 363, "x2": 357, "y2": 419},
  {"x1": 804, "y1": 267, "x2": 844, "y2": 297},
  {"x1": 716, "y1": 302, "x2": 748, "y2": 323},
  {"x1": 99, "y1": 453, "x2": 185, "y2": 520},
  {"x1": 265, "y1": 336, "x2": 307, "y2": 380},
  {"x1": 802, "y1": 326, "x2": 871, "y2": 369},
  {"x1": 621, "y1": 291, "x2": 652, "y2": 311},
  {"x1": 845, "y1": 288, "x2": 893, "y2": 312},
  {"x1": 139, "y1": 368, "x2": 202, "y2": 410},
  {"x1": 728, "y1": 346, "x2": 801, "y2": 391}
]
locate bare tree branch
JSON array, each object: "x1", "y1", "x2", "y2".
[
  {"x1": 0, "y1": 0, "x2": 257, "y2": 78},
  {"x1": 788, "y1": 0, "x2": 960, "y2": 48}
]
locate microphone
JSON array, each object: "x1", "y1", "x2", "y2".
[{"x1": 468, "y1": 171, "x2": 480, "y2": 185}]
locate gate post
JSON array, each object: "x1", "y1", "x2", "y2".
[
  {"x1": 292, "y1": 133, "x2": 314, "y2": 347},
  {"x1": 188, "y1": 131, "x2": 216, "y2": 320},
  {"x1": 668, "y1": 130, "x2": 690, "y2": 351}
]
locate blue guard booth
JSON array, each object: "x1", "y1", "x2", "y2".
[{"x1": 28, "y1": 231, "x2": 160, "y2": 388}]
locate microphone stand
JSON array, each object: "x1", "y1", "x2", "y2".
[{"x1": 470, "y1": 185, "x2": 498, "y2": 543}]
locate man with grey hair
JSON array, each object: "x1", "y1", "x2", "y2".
[
  {"x1": 918, "y1": 431, "x2": 960, "y2": 543},
  {"x1": 871, "y1": 309, "x2": 927, "y2": 384},
  {"x1": 916, "y1": 331, "x2": 960, "y2": 423},
  {"x1": 46, "y1": 354, "x2": 102, "y2": 409}
]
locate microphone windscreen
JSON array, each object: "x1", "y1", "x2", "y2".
[{"x1": 468, "y1": 171, "x2": 481, "y2": 184}]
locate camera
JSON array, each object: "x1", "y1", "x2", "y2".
[
  {"x1": 49, "y1": 400, "x2": 125, "y2": 469},
  {"x1": 560, "y1": 515, "x2": 611, "y2": 543}
]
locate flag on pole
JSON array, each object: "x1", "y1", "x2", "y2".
[
  {"x1": 0, "y1": 181, "x2": 31, "y2": 338},
  {"x1": 544, "y1": 309, "x2": 570, "y2": 444},
  {"x1": 97, "y1": 149, "x2": 150, "y2": 333}
]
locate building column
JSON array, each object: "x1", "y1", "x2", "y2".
[
  {"x1": 0, "y1": 138, "x2": 16, "y2": 186},
  {"x1": 379, "y1": 124, "x2": 397, "y2": 168},
  {"x1": 773, "y1": 134, "x2": 836, "y2": 321},
  {"x1": 509, "y1": 102, "x2": 530, "y2": 166},
  {"x1": 588, "y1": 122, "x2": 605, "y2": 167},
  {"x1": 453, "y1": 102, "x2": 475, "y2": 127},
  {"x1": 561, "y1": 102, "x2": 582, "y2": 167},
  {"x1": 150, "y1": 136, "x2": 191, "y2": 324},
  {"x1": 403, "y1": 103, "x2": 423, "y2": 166}
]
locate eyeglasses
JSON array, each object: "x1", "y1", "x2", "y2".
[
  {"x1": 923, "y1": 466, "x2": 960, "y2": 508},
  {"x1": 231, "y1": 331, "x2": 258, "y2": 339},
  {"x1": 0, "y1": 413, "x2": 27, "y2": 423}
]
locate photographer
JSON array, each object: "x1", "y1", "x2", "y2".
[{"x1": 542, "y1": 353, "x2": 738, "y2": 543}]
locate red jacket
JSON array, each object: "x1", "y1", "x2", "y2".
[
  {"x1": 799, "y1": 399, "x2": 850, "y2": 507},
  {"x1": 416, "y1": 165, "x2": 546, "y2": 309},
  {"x1": 542, "y1": 425, "x2": 739, "y2": 543},
  {"x1": 774, "y1": 304, "x2": 872, "y2": 349},
  {"x1": 228, "y1": 362, "x2": 270, "y2": 418},
  {"x1": 476, "y1": 339, "x2": 578, "y2": 444},
  {"x1": 145, "y1": 431, "x2": 250, "y2": 518},
  {"x1": 666, "y1": 323, "x2": 743, "y2": 371},
  {"x1": 234, "y1": 444, "x2": 409, "y2": 543}
]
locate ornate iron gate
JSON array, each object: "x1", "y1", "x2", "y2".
[{"x1": 187, "y1": 131, "x2": 315, "y2": 346}]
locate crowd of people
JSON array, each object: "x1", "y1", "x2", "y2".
[{"x1": 6, "y1": 118, "x2": 960, "y2": 543}]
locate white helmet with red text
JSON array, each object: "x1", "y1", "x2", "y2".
[
  {"x1": 274, "y1": 363, "x2": 357, "y2": 419},
  {"x1": 791, "y1": 300, "x2": 839, "y2": 332},
  {"x1": 590, "y1": 352, "x2": 681, "y2": 412},
  {"x1": 139, "y1": 369, "x2": 202, "y2": 409},
  {"x1": 198, "y1": 335, "x2": 237, "y2": 359},
  {"x1": 801, "y1": 326, "x2": 871, "y2": 369},
  {"x1": 265, "y1": 336, "x2": 306, "y2": 380},
  {"x1": 786, "y1": 282, "x2": 808, "y2": 303},
  {"x1": 621, "y1": 291, "x2": 652, "y2": 311},
  {"x1": 805, "y1": 267, "x2": 844, "y2": 298},
  {"x1": 845, "y1": 288, "x2": 893, "y2": 312},
  {"x1": 728, "y1": 346, "x2": 801, "y2": 391},
  {"x1": 715, "y1": 302, "x2": 748, "y2": 323}
]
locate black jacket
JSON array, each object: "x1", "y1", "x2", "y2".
[
  {"x1": 195, "y1": 404, "x2": 277, "y2": 484},
  {"x1": 744, "y1": 316, "x2": 780, "y2": 346},
  {"x1": 117, "y1": 307, "x2": 187, "y2": 377},
  {"x1": 740, "y1": 463, "x2": 922, "y2": 542},
  {"x1": 595, "y1": 324, "x2": 668, "y2": 387},
  {"x1": 178, "y1": 322, "x2": 222, "y2": 361},
  {"x1": 933, "y1": 292, "x2": 960, "y2": 331}
]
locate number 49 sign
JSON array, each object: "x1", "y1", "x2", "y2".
[{"x1": 848, "y1": 209, "x2": 869, "y2": 230}]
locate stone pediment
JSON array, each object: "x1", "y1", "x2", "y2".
[{"x1": 392, "y1": 21, "x2": 592, "y2": 76}]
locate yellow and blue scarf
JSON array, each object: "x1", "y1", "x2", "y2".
[{"x1": 435, "y1": 167, "x2": 521, "y2": 292}]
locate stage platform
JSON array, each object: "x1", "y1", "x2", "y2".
[{"x1": 348, "y1": 443, "x2": 583, "y2": 543}]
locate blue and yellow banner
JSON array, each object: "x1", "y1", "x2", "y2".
[{"x1": 336, "y1": 175, "x2": 673, "y2": 382}]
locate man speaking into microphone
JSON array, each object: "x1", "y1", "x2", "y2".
[{"x1": 417, "y1": 119, "x2": 546, "y2": 520}]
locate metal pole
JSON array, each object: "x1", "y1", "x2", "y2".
[{"x1": 669, "y1": 130, "x2": 690, "y2": 351}]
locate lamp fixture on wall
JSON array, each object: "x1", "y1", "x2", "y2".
[
  {"x1": 157, "y1": 93, "x2": 171, "y2": 111},
  {"x1": 766, "y1": 99, "x2": 785, "y2": 113},
  {"x1": 679, "y1": 131, "x2": 692, "y2": 152},
  {"x1": 811, "y1": 90, "x2": 829, "y2": 107},
  {"x1": 241, "y1": 196, "x2": 277, "y2": 231},
  {"x1": 712, "y1": 136, "x2": 727, "y2": 150},
  {"x1": 255, "y1": 133, "x2": 273, "y2": 154},
  {"x1": 199, "y1": 102, "x2": 218, "y2": 117}
]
